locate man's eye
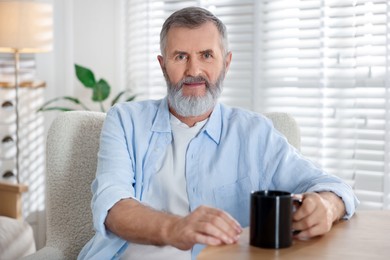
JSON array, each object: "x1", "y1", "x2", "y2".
[
  {"x1": 176, "y1": 54, "x2": 187, "y2": 60},
  {"x1": 204, "y1": 53, "x2": 212, "y2": 59}
]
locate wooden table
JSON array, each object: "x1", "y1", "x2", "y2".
[{"x1": 198, "y1": 210, "x2": 390, "y2": 260}]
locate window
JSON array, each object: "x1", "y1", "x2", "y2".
[
  {"x1": 123, "y1": 0, "x2": 390, "y2": 209},
  {"x1": 256, "y1": 0, "x2": 390, "y2": 210}
]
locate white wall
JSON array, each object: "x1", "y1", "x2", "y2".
[
  {"x1": 72, "y1": 0, "x2": 123, "y2": 111},
  {"x1": 38, "y1": 0, "x2": 122, "y2": 111},
  {"x1": 34, "y1": 0, "x2": 121, "y2": 249}
]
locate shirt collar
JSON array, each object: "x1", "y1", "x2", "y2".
[
  {"x1": 151, "y1": 97, "x2": 171, "y2": 133},
  {"x1": 203, "y1": 103, "x2": 222, "y2": 145}
]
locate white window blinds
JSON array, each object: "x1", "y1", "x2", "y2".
[
  {"x1": 256, "y1": 0, "x2": 390, "y2": 210},
  {"x1": 123, "y1": 0, "x2": 390, "y2": 209}
]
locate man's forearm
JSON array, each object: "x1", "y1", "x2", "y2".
[
  {"x1": 104, "y1": 198, "x2": 242, "y2": 250},
  {"x1": 105, "y1": 198, "x2": 179, "y2": 246}
]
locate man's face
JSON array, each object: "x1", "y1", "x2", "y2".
[{"x1": 158, "y1": 21, "x2": 232, "y2": 117}]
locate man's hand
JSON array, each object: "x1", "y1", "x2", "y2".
[
  {"x1": 166, "y1": 205, "x2": 242, "y2": 250},
  {"x1": 105, "y1": 199, "x2": 242, "y2": 250},
  {"x1": 292, "y1": 192, "x2": 346, "y2": 239}
]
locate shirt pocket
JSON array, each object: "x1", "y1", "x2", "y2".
[{"x1": 213, "y1": 176, "x2": 252, "y2": 226}]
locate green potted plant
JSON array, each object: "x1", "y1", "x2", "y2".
[{"x1": 38, "y1": 64, "x2": 136, "y2": 112}]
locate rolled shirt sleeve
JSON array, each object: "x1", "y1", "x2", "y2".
[
  {"x1": 259, "y1": 116, "x2": 359, "y2": 220},
  {"x1": 91, "y1": 106, "x2": 137, "y2": 237}
]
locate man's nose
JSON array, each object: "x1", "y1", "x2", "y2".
[{"x1": 185, "y1": 58, "x2": 202, "y2": 77}]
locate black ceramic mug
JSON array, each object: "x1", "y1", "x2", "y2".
[{"x1": 250, "y1": 190, "x2": 300, "y2": 249}]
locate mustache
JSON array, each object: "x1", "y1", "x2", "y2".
[{"x1": 176, "y1": 76, "x2": 210, "y2": 89}]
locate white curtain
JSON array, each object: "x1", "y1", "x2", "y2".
[{"x1": 123, "y1": 0, "x2": 390, "y2": 210}]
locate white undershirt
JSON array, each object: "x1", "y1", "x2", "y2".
[{"x1": 121, "y1": 114, "x2": 207, "y2": 260}]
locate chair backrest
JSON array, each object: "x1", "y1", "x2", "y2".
[
  {"x1": 42, "y1": 110, "x2": 300, "y2": 259},
  {"x1": 264, "y1": 112, "x2": 301, "y2": 150},
  {"x1": 45, "y1": 111, "x2": 105, "y2": 259}
]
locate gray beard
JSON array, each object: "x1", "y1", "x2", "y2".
[{"x1": 164, "y1": 70, "x2": 225, "y2": 117}]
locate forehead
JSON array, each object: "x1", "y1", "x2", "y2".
[{"x1": 165, "y1": 21, "x2": 223, "y2": 54}]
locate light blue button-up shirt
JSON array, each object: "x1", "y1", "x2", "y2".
[{"x1": 78, "y1": 98, "x2": 358, "y2": 260}]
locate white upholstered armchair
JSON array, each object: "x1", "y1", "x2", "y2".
[{"x1": 24, "y1": 110, "x2": 300, "y2": 259}]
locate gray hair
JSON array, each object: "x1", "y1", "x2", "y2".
[{"x1": 160, "y1": 6, "x2": 229, "y2": 56}]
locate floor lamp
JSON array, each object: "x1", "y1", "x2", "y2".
[{"x1": 0, "y1": 1, "x2": 53, "y2": 184}]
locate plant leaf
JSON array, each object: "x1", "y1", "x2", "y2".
[
  {"x1": 111, "y1": 91, "x2": 137, "y2": 106},
  {"x1": 37, "y1": 96, "x2": 91, "y2": 112},
  {"x1": 75, "y1": 64, "x2": 96, "y2": 88},
  {"x1": 45, "y1": 96, "x2": 81, "y2": 106},
  {"x1": 126, "y1": 95, "x2": 136, "y2": 102},
  {"x1": 92, "y1": 79, "x2": 111, "y2": 102},
  {"x1": 37, "y1": 96, "x2": 80, "y2": 111},
  {"x1": 111, "y1": 90, "x2": 127, "y2": 106},
  {"x1": 38, "y1": 107, "x2": 75, "y2": 112}
]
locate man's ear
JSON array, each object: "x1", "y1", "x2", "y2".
[
  {"x1": 157, "y1": 55, "x2": 164, "y2": 69},
  {"x1": 225, "y1": 51, "x2": 232, "y2": 72}
]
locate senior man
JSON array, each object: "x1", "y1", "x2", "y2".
[{"x1": 78, "y1": 6, "x2": 358, "y2": 260}]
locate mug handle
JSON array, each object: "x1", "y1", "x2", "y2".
[{"x1": 293, "y1": 197, "x2": 303, "y2": 211}]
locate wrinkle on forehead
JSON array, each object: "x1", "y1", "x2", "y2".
[{"x1": 165, "y1": 22, "x2": 225, "y2": 57}]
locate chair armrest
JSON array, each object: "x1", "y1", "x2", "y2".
[{"x1": 22, "y1": 247, "x2": 65, "y2": 260}]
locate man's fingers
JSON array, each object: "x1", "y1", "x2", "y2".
[
  {"x1": 292, "y1": 192, "x2": 336, "y2": 239},
  {"x1": 168, "y1": 205, "x2": 243, "y2": 250},
  {"x1": 294, "y1": 223, "x2": 323, "y2": 239},
  {"x1": 203, "y1": 208, "x2": 242, "y2": 237},
  {"x1": 192, "y1": 206, "x2": 241, "y2": 244},
  {"x1": 292, "y1": 213, "x2": 317, "y2": 232},
  {"x1": 194, "y1": 233, "x2": 223, "y2": 246},
  {"x1": 293, "y1": 194, "x2": 317, "y2": 222},
  {"x1": 197, "y1": 221, "x2": 236, "y2": 244}
]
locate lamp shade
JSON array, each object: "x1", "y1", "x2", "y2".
[{"x1": 0, "y1": 0, "x2": 53, "y2": 53}]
